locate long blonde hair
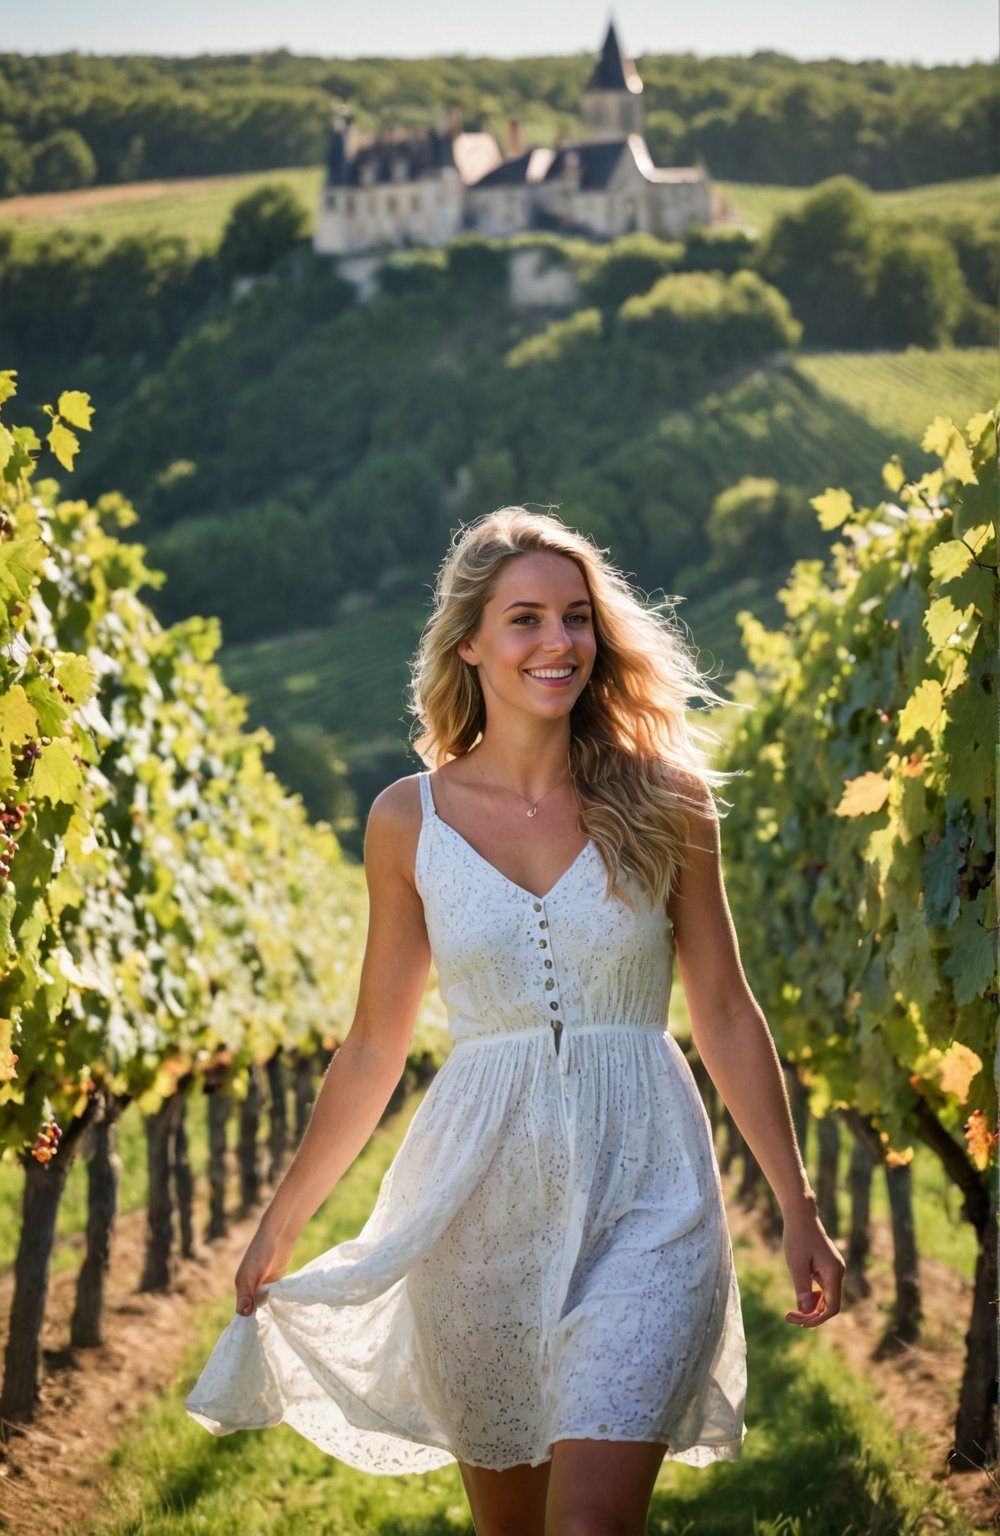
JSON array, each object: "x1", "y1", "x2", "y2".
[{"x1": 408, "y1": 506, "x2": 727, "y2": 905}]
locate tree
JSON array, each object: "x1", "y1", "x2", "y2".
[
  {"x1": 218, "y1": 183, "x2": 310, "y2": 279},
  {"x1": 870, "y1": 229, "x2": 967, "y2": 348},
  {"x1": 30, "y1": 129, "x2": 97, "y2": 193},
  {"x1": 755, "y1": 175, "x2": 877, "y2": 347}
]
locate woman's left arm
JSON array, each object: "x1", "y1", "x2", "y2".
[{"x1": 670, "y1": 787, "x2": 845, "y2": 1329}]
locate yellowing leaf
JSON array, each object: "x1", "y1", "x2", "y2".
[
  {"x1": 0, "y1": 372, "x2": 16, "y2": 406},
  {"x1": 929, "y1": 539, "x2": 973, "y2": 584},
  {"x1": 0, "y1": 423, "x2": 13, "y2": 475},
  {"x1": 810, "y1": 487, "x2": 854, "y2": 531},
  {"x1": 935, "y1": 1042, "x2": 982, "y2": 1102},
  {"x1": 897, "y1": 679, "x2": 944, "y2": 743},
  {"x1": 835, "y1": 772, "x2": 890, "y2": 817},
  {"x1": 881, "y1": 456, "x2": 905, "y2": 493},
  {"x1": 56, "y1": 391, "x2": 94, "y2": 432},
  {"x1": 921, "y1": 416, "x2": 976, "y2": 485},
  {"x1": 48, "y1": 420, "x2": 79, "y2": 471}
]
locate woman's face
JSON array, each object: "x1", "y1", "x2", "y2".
[{"x1": 457, "y1": 551, "x2": 597, "y2": 723}]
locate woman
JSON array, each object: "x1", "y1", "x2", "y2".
[{"x1": 186, "y1": 507, "x2": 843, "y2": 1536}]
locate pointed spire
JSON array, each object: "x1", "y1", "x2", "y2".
[{"x1": 587, "y1": 18, "x2": 643, "y2": 95}]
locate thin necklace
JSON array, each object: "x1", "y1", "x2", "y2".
[{"x1": 471, "y1": 752, "x2": 571, "y2": 818}]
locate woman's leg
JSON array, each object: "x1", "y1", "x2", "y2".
[
  {"x1": 544, "y1": 1439, "x2": 668, "y2": 1536},
  {"x1": 458, "y1": 1458, "x2": 551, "y2": 1536}
]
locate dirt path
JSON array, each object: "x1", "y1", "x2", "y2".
[{"x1": 0, "y1": 1181, "x2": 995, "y2": 1535}]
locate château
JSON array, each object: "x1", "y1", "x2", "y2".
[{"x1": 314, "y1": 19, "x2": 713, "y2": 257}]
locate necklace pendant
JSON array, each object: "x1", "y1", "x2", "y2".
[{"x1": 526, "y1": 805, "x2": 537, "y2": 818}]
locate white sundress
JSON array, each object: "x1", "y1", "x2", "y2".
[{"x1": 185, "y1": 770, "x2": 747, "y2": 1472}]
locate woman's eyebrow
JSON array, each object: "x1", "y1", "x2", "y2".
[{"x1": 500, "y1": 598, "x2": 593, "y2": 613}]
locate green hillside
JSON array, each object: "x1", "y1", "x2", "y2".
[{"x1": 217, "y1": 339, "x2": 995, "y2": 835}]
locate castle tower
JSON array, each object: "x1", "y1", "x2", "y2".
[{"x1": 581, "y1": 19, "x2": 644, "y2": 140}]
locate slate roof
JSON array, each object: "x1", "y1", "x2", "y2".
[
  {"x1": 470, "y1": 147, "x2": 556, "y2": 188},
  {"x1": 540, "y1": 141, "x2": 628, "y2": 190},
  {"x1": 586, "y1": 21, "x2": 643, "y2": 96}
]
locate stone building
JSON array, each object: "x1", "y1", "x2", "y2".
[{"x1": 313, "y1": 20, "x2": 712, "y2": 258}]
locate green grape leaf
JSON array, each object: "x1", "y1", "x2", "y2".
[
  {"x1": 929, "y1": 539, "x2": 973, "y2": 584},
  {"x1": 0, "y1": 535, "x2": 46, "y2": 602},
  {"x1": 56, "y1": 391, "x2": 94, "y2": 432},
  {"x1": 22, "y1": 676, "x2": 70, "y2": 737},
  {"x1": 0, "y1": 372, "x2": 17, "y2": 407},
  {"x1": 897, "y1": 679, "x2": 944, "y2": 744},
  {"x1": 943, "y1": 892, "x2": 997, "y2": 1007},
  {"x1": 31, "y1": 739, "x2": 84, "y2": 805},
  {"x1": 0, "y1": 685, "x2": 39, "y2": 748},
  {"x1": 835, "y1": 772, "x2": 889, "y2": 817},
  {"x1": 888, "y1": 905, "x2": 941, "y2": 1012},
  {"x1": 47, "y1": 421, "x2": 79, "y2": 472},
  {"x1": 924, "y1": 596, "x2": 977, "y2": 650},
  {"x1": 53, "y1": 653, "x2": 97, "y2": 704},
  {"x1": 0, "y1": 424, "x2": 13, "y2": 475},
  {"x1": 2, "y1": 426, "x2": 41, "y2": 485},
  {"x1": 921, "y1": 417, "x2": 976, "y2": 485},
  {"x1": 811, "y1": 487, "x2": 854, "y2": 531},
  {"x1": 921, "y1": 823, "x2": 965, "y2": 927}
]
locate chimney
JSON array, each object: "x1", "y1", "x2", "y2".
[
  {"x1": 507, "y1": 118, "x2": 524, "y2": 157},
  {"x1": 448, "y1": 103, "x2": 463, "y2": 140}
]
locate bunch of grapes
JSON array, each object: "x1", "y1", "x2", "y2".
[
  {"x1": 31, "y1": 1119, "x2": 62, "y2": 1165},
  {"x1": 0, "y1": 799, "x2": 26, "y2": 884}
]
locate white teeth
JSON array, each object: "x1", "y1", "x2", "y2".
[{"x1": 527, "y1": 668, "x2": 574, "y2": 679}]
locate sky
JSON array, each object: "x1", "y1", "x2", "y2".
[{"x1": 2, "y1": 0, "x2": 997, "y2": 65}]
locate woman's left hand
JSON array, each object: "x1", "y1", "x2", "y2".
[{"x1": 781, "y1": 1208, "x2": 845, "y2": 1327}]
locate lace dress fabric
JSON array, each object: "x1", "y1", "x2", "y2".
[{"x1": 186, "y1": 771, "x2": 747, "y2": 1472}]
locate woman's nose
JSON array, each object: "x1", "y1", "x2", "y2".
[{"x1": 543, "y1": 626, "x2": 572, "y2": 652}]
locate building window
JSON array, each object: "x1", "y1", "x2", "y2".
[
  {"x1": 387, "y1": 195, "x2": 397, "y2": 213},
  {"x1": 411, "y1": 193, "x2": 421, "y2": 212},
  {"x1": 346, "y1": 194, "x2": 355, "y2": 214}
]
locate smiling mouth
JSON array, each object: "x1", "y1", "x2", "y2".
[{"x1": 524, "y1": 666, "x2": 577, "y2": 680}]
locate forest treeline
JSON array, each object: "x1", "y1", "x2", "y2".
[{"x1": 0, "y1": 47, "x2": 994, "y2": 195}]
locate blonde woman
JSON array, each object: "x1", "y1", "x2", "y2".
[{"x1": 187, "y1": 507, "x2": 843, "y2": 1536}]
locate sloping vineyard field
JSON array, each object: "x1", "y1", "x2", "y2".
[{"x1": 796, "y1": 347, "x2": 998, "y2": 445}]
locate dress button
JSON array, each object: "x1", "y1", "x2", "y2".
[
  {"x1": 539, "y1": 938, "x2": 548, "y2": 949},
  {"x1": 549, "y1": 1000, "x2": 559, "y2": 1011},
  {"x1": 544, "y1": 978, "x2": 555, "y2": 991},
  {"x1": 532, "y1": 902, "x2": 543, "y2": 912},
  {"x1": 544, "y1": 959, "x2": 553, "y2": 969}
]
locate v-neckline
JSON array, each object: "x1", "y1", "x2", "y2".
[{"x1": 423, "y1": 774, "x2": 593, "y2": 903}]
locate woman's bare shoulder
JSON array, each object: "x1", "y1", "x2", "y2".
[{"x1": 367, "y1": 773, "x2": 424, "y2": 842}]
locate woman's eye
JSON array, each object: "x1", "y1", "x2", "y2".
[{"x1": 512, "y1": 614, "x2": 537, "y2": 625}]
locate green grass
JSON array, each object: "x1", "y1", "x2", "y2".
[
  {"x1": 3, "y1": 168, "x2": 996, "y2": 252},
  {"x1": 0, "y1": 166, "x2": 325, "y2": 251},
  {"x1": 78, "y1": 1092, "x2": 974, "y2": 1536},
  {"x1": 717, "y1": 174, "x2": 1000, "y2": 233}
]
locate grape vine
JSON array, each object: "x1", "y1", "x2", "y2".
[{"x1": 720, "y1": 405, "x2": 998, "y2": 1464}]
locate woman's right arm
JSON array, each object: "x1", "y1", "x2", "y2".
[{"x1": 234, "y1": 780, "x2": 430, "y2": 1315}]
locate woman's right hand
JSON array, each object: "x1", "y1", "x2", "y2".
[{"x1": 234, "y1": 1225, "x2": 295, "y2": 1316}]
